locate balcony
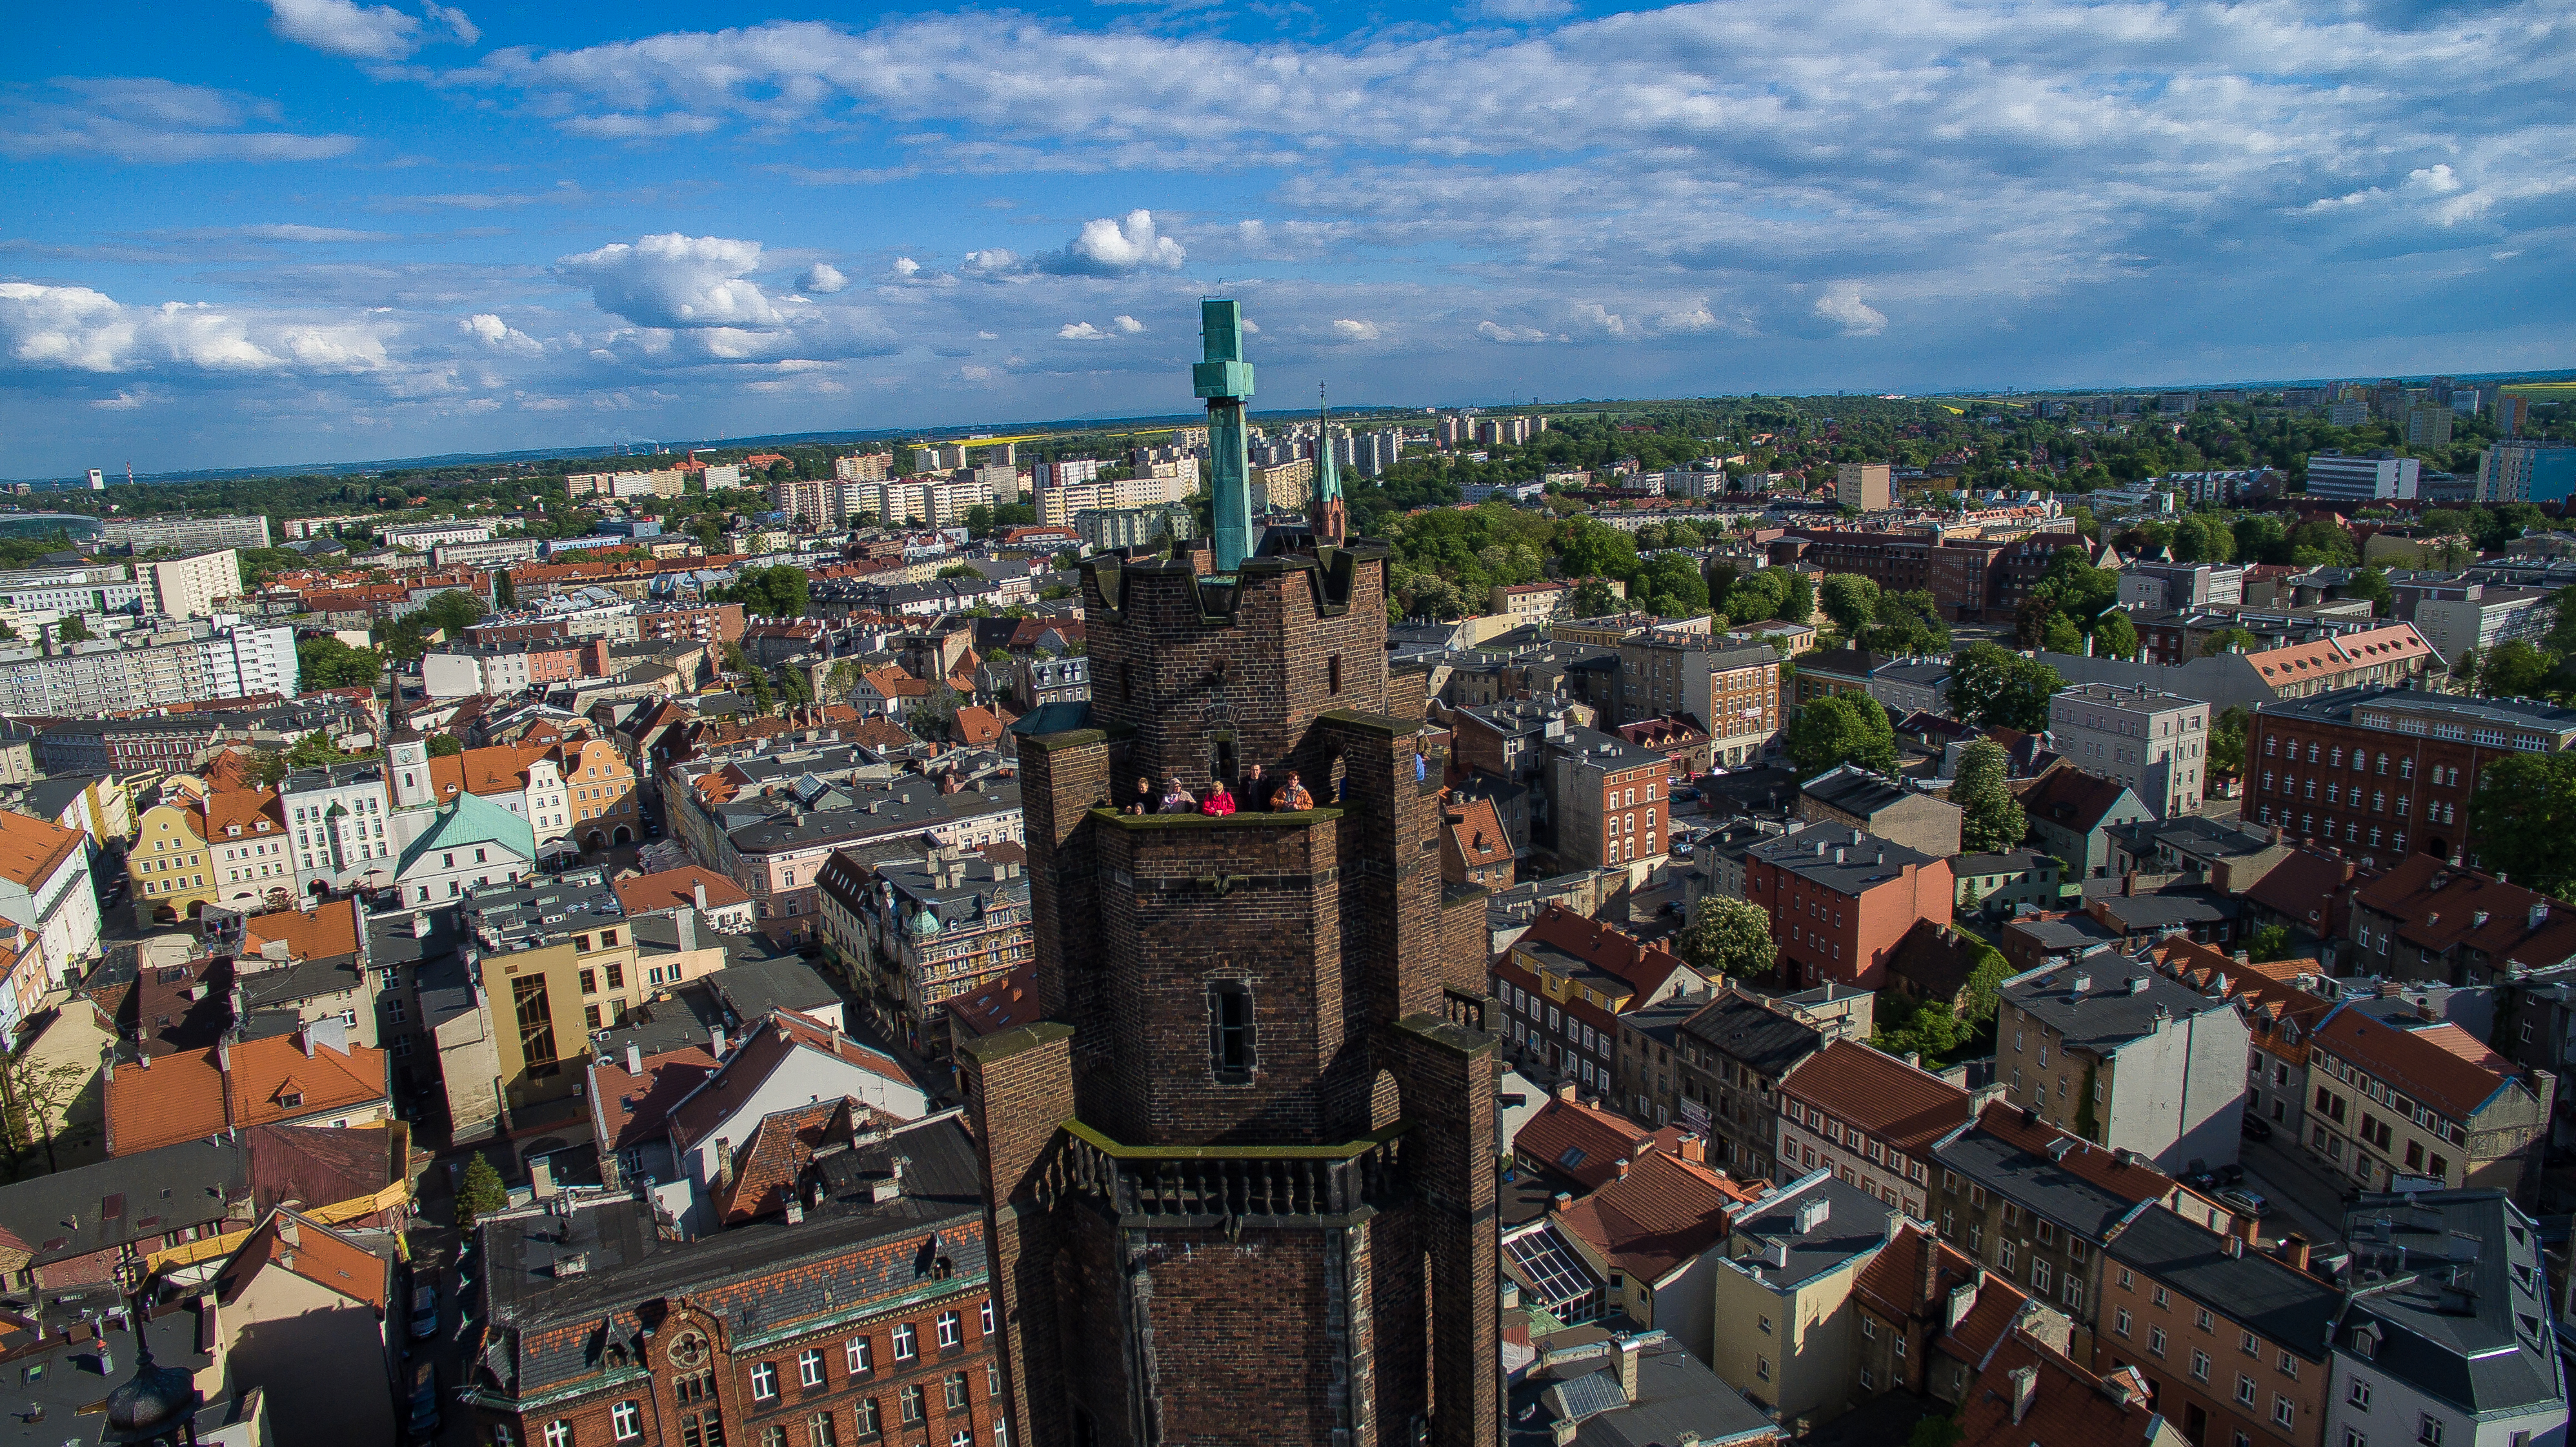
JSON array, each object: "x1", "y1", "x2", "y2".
[{"x1": 1040, "y1": 1118, "x2": 1413, "y2": 1226}]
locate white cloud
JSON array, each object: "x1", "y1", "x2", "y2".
[
  {"x1": 1813, "y1": 283, "x2": 1887, "y2": 336},
  {"x1": 891, "y1": 258, "x2": 922, "y2": 279},
  {"x1": 90, "y1": 390, "x2": 150, "y2": 410},
  {"x1": 0, "y1": 281, "x2": 393, "y2": 375},
  {"x1": 1046, "y1": 210, "x2": 1185, "y2": 274},
  {"x1": 0, "y1": 78, "x2": 359, "y2": 164},
  {"x1": 261, "y1": 0, "x2": 476, "y2": 61},
  {"x1": 800, "y1": 263, "x2": 849, "y2": 294},
  {"x1": 1331, "y1": 318, "x2": 1380, "y2": 341},
  {"x1": 460, "y1": 312, "x2": 541, "y2": 355},
  {"x1": 555, "y1": 233, "x2": 785, "y2": 329},
  {"x1": 1114, "y1": 314, "x2": 1145, "y2": 333},
  {"x1": 1058, "y1": 321, "x2": 1109, "y2": 339},
  {"x1": 1477, "y1": 321, "x2": 1548, "y2": 344},
  {"x1": 1474, "y1": 0, "x2": 1575, "y2": 19}
]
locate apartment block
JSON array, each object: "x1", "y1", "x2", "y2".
[
  {"x1": 2048, "y1": 682, "x2": 2209, "y2": 818},
  {"x1": 832, "y1": 450, "x2": 894, "y2": 482},
  {"x1": 137, "y1": 547, "x2": 240, "y2": 618},
  {"x1": 2304, "y1": 994, "x2": 2553, "y2": 1199},
  {"x1": 100, "y1": 514, "x2": 272, "y2": 551},
  {"x1": 1776, "y1": 1039, "x2": 1973, "y2": 1218},
  {"x1": 2098, "y1": 1207, "x2": 2336, "y2": 1447},
  {"x1": 1836, "y1": 463, "x2": 1895, "y2": 511},
  {"x1": 1744, "y1": 823, "x2": 1955, "y2": 991},
  {"x1": 2477, "y1": 439, "x2": 2576, "y2": 505},
  {"x1": 1615, "y1": 629, "x2": 1782, "y2": 762},
  {"x1": 1547, "y1": 726, "x2": 1671, "y2": 871},
  {"x1": 1996, "y1": 955, "x2": 2251, "y2": 1173},
  {"x1": 2303, "y1": 450, "x2": 2420, "y2": 502},
  {"x1": 2249, "y1": 687, "x2": 2576, "y2": 865}
]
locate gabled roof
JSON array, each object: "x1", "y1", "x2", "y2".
[
  {"x1": 665, "y1": 1011, "x2": 915, "y2": 1149},
  {"x1": 587, "y1": 1045, "x2": 721, "y2": 1151},
  {"x1": 105, "y1": 1031, "x2": 389, "y2": 1156},
  {"x1": 1513, "y1": 1095, "x2": 1678, "y2": 1194},
  {"x1": 2351, "y1": 854, "x2": 2576, "y2": 971},
  {"x1": 1553, "y1": 1149, "x2": 1764, "y2": 1286},
  {"x1": 202, "y1": 787, "x2": 285, "y2": 840},
  {"x1": 1507, "y1": 904, "x2": 1700, "y2": 1001},
  {"x1": 713, "y1": 1098, "x2": 886, "y2": 1224},
  {"x1": 610, "y1": 865, "x2": 750, "y2": 916},
  {"x1": 2314, "y1": 1006, "x2": 2521, "y2": 1122},
  {"x1": 948, "y1": 964, "x2": 1043, "y2": 1040},
  {"x1": 240, "y1": 897, "x2": 364, "y2": 964},
  {"x1": 1778, "y1": 1039, "x2": 1973, "y2": 1154},
  {"x1": 1955, "y1": 1328, "x2": 2164, "y2": 1447},
  {"x1": 2017, "y1": 765, "x2": 2147, "y2": 835},
  {"x1": 395, "y1": 789, "x2": 538, "y2": 875},
  {"x1": 2244, "y1": 622, "x2": 2430, "y2": 687},
  {"x1": 2155, "y1": 938, "x2": 2331, "y2": 1066},
  {"x1": 1934, "y1": 1101, "x2": 2180, "y2": 1240},
  {"x1": 1445, "y1": 796, "x2": 1511, "y2": 869},
  {"x1": 1675, "y1": 989, "x2": 1826, "y2": 1080},
  {"x1": 456, "y1": 742, "x2": 554, "y2": 797},
  {"x1": 949, "y1": 705, "x2": 1005, "y2": 748},
  {"x1": 0, "y1": 809, "x2": 84, "y2": 891},
  {"x1": 216, "y1": 1207, "x2": 389, "y2": 1311}
]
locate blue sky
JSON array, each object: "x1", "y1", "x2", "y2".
[{"x1": 4, "y1": 0, "x2": 2571, "y2": 476}]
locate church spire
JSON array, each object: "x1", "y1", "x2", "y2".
[{"x1": 1311, "y1": 381, "x2": 1347, "y2": 547}]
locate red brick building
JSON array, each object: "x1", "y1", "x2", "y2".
[
  {"x1": 1743, "y1": 823, "x2": 1954, "y2": 990},
  {"x1": 463, "y1": 1115, "x2": 1001, "y2": 1447},
  {"x1": 2250, "y1": 684, "x2": 2576, "y2": 865},
  {"x1": 958, "y1": 538, "x2": 1499, "y2": 1447},
  {"x1": 639, "y1": 600, "x2": 749, "y2": 645},
  {"x1": 1775, "y1": 530, "x2": 2077, "y2": 622},
  {"x1": 1549, "y1": 726, "x2": 1669, "y2": 869},
  {"x1": 1491, "y1": 905, "x2": 1704, "y2": 1097}
]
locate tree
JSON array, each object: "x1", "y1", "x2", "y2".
[
  {"x1": 55, "y1": 614, "x2": 91, "y2": 643},
  {"x1": 427, "y1": 733, "x2": 463, "y2": 757},
  {"x1": 1564, "y1": 577, "x2": 1622, "y2": 618},
  {"x1": 2039, "y1": 612, "x2": 2084, "y2": 654},
  {"x1": 1674, "y1": 897, "x2": 1776, "y2": 982},
  {"x1": 2343, "y1": 565, "x2": 2393, "y2": 617},
  {"x1": 2477, "y1": 640, "x2": 2558, "y2": 700},
  {"x1": 1784, "y1": 693, "x2": 1898, "y2": 778},
  {"x1": 2246, "y1": 924, "x2": 2294, "y2": 964},
  {"x1": 937, "y1": 563, "x2": 983, "y2": 580},
  {"x1": 494, "y1": 569, "x2": 516, "y2": 609},
  {"x1": 1946, "y1": 643, "x2": 2062, "y2": 733},
  {"x1": 1778, "y1": 570, "x2": 1815, "y2": 625},
  {"x1": 2209, "y1": 705, "x2": 2250, "y2": 777},
  {"x1": 416, "y1": 589, "x2": 488, "y2": 638},
  {"x1": 1958, "y1": 946, "x2": 2011, "y2": 1026},
  {"x1": 2200, "y1": 627, "x2": 2260, "y2": 657},
  {"x1": 1953, "y1": 740, "x2": 2028, "y2": 853},
  {"x1": 2469, "y1": 752, "x2": 2576, "y2": 896},
  {"x1": 825, "y1": 661, "x2": 858, "y2": 702},
  {"x1": 0, "y1": 1049, "x2": 88, "y2": 1174},
  {"x1": 910, "y1": 681, "x2": 963, "y2": 736},
  {"x1": 297, "y1": 636, "x2": 385, "y2": 690},
  {"x1": 456, "y1": 1151, "x2": 509, "y2": 1230},
  {"x1": 1818, "y1": 573, "x2": 1881, "y2": 635},
  {"x1": 718, "y1": 564, "x2": 812, "y2": 618},
  {"x1": 2093, "y1": 611, "x2": 2141, "y2": 661},
  {"x1": 1871, "y1": 993, "x2": 1966, "y2": 1066}
]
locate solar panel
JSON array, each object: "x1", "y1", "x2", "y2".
[{"x1": 1506, "y1": 1229, "x2": 1601, "y2": 1311}]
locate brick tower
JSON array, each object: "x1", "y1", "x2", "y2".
[{"x1": 959, "y1": 313, "x2": 1500, "y2": 1447}]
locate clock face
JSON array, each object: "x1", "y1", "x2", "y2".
[{"x1": 668, "y1": 1331, "x2": 709, "y2": 1369}]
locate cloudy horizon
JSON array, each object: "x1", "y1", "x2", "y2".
[{"x1": 5, "y1": 0, "x2": 2571, "y2": 476}]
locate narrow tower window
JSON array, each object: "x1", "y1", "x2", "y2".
[
  {"x1": 1328, "y1": 654, "x2": 1343, "y2": 695},
  {"x1": 1207, "y1": 980, "x2": 1256, "y2": 1082}
]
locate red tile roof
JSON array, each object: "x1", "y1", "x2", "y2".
[
  {"x1": 1957, "y1": 1328, "x2": 2163, "y2": 1447},
  {"x1": 216, "y1": 1208, "x2": 388, "y2": 1311},
  {"x1": 2352, "y1": 854, "x2": 2576, "y2": 971},
  {"x1": 105, "y1": 1031, "x2": 388, "y2": 1156},
  {"x1": 715, "y1": 1100, "x2": 850, "y2": 1224},
  {"x1": 0, "y1": 809, "x2": 83, "y2": 893},
  {"x1": 1964, "y1": 1100, "x2": 2179, "y2": 1205},
  {"x1": 1510, "y1": 904, "x2": 1698, "y2": 1001},
  {"x1": 610, "y1": 865, "x2": 750, "y2": 916},
  {"x1": 1512, "y1": 1094, "x2": 1680, "y2": 1194},
  {"x1": 2316, "y1": 1007, "x2": 2518, "y2": 1122},
  {"x1": 2245, "y1": 623, "x2": 2430, "y2": 687},
  {"x1": 1553, "y1": 1149, "x2": 1763, "y2": 1286},
  {"x1": 948, "y1": 964, "x2": 1042, "y2": 1040},
  {"x1": 588, "y1": 1046, "x2": 721, "y2": 1151},
  {"x1": 1779, "y1": 1039, "x2": 1975, "y2": 1154},
  {"x1": 2155, "y1": 938, "x2": 2332, "y2": 1068},
  {"x1": 241, "y1": 898, "x2": 365, "y2": 964},
  {"x1": 1447, "y1": 796, "x2": 1511, "y2": 869}
]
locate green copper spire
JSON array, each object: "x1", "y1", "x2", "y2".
[
  {"x1": 1192, "y1": 298, "x2": 1255, "y2": 571},
  {"x1": 1311, "y1": 382, "x2": 1346, "y2": 546}
]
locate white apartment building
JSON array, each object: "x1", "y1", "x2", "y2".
[
  {"x1": 2047, "y1": 682, "x2": 2209, "y2": 818},
  {"x1": 2304, "y1": 450, "x2": 2421, "y2": 502},
  {"x1": 432, "y1": 537, "x2": 541, "y2": 569},
  {"x1": 866, "y1": 474, "x2": 993, "y2": 528},
  {"x1": 1031, "y1": 458, "x2": 1104, "y2": 489},
  {"x1": 210, "y1": 620, "x2": 300, "y2": 700},
  {"x1": 699, "y1": 462, "x2": 744, "y2": 489},
  {"x1": 137, "y1": 548, "x2": 240, "y2": 620},
  {"x1": 100, "y1": 514, "x2": 271, "y2": 551},
  {"x1": 2410, "y1": 585, "x2": 2552, "y2": 668},
  {"x1": 769, "y1": 476, "x2": 850, "y2": 527},
  {"x1": 0, "y1": 811, "x2": 102, "y2": 991},
  {"x1": 281, "y1": 759, "x2": 397, "y2": 893},
  {"x1": 377, "y1": 520, "x2": 492, "y2": 551},
  {"x1": 0, "y1": 562, "x2": 144, "y2": 619},
  {"x1": 1034, "y1": 475, "x2": 1192, "y2": 527}
]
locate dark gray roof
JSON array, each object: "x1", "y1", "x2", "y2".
[
  {"x1": 2331, "y1": 1190, "x2": 2565, "y2": 1417},
  {"x1": 1798, "y1": 765, "x2": 1918, "y2": 818},
  {"x1": 1615, "y1": 992, "x2": 1704, "y2": 1053},
  {"x1": 1678, "y1": 991, "x2": 1826, "y2": 1080},
  {"x1": 1746, "y1": 822, "x2": 1938, "y2": 895},
  {"x1": 1508, "y1": 1333, "x2": 1777, "y2": 1447},
  {"x1": 477, "y1": 1113, "x2": 986, "y2": 1399},
  {"x1": 2007, "y1": 913, "x2": 2120, "y2": 956},
  {"x1": 0, "y1": 1137, "x2": 245, "y2": 1268},
  {"x1": 0, "y1": 1295, "x2": 250, "y2": 1447},
  {"x1": 19, "y1": 774, "x2": 100, "y2": 820},
  {"x1": 2002, "y1": 953, "x2": 2235, "y2": 1053},
  {"x1": 1726, "y1": 1173, "x2": 1897, "y2": 1290},
  {"x1": 2259, "y1": 683, "x2": 2576, "y2": 736},
  {"x1": 1553, "y1": 726, "x2": 1659, "y2": 773},
  {"x1": 2085, "y1": 888, "x2": 2242, "y2": 932},
  {"x1": 2106, "y1": 1206, "x2": 2339, "y2": 1361},
  {"x1": 1933, "y1": 1118, "x2": 2151, "y2": 1241},
  {"x1": 237, "y1": 955, "x2": 369, "y2": 1014},
  {"x1": 461, "y1": 867, "x2": 624, "y2": 951},
  {"x1": 1955, "y1": 849, "x2": 2057, "y2": 875},
  {"x1": 705, "y1": 958, "x2": 843, "y2": 1024},
  {"x1": 366, "y1": 904, "x2": 463, "y2": 972}
]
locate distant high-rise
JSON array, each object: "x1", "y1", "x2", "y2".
[
  {"x1": 2406, "y1": 401, "x2": 2454, "y2": 449},
  {"x1": 86, "y1": 468, "x2": 104, "y2": 491},
  {"x1": 1836, "y1": 461, "x2": 1895, "y2": 511}
]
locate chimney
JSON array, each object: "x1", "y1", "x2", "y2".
[
  {"x1": 2282, "y1": 1234, "x2": 2312, "y2": 1273},
  {"x1": 711, "y1": 1025, "x2": 728, "y2": 1057},
  {"x1": 1919, "y1": 1229, "x2": 1944, "y2": 1304},
  {"x1": 2009, "y1": 1364, "x2": 2040, "y2": 1425},
  {"x1": 694, "y1": 880, "x2": 708, "y2": 911},
  {"x1": 277, "y1": 1213, "x2": 301, "y2": 1248},
  {"x1": 714, "y1": 1138, "x2": 733, "y2": 1189},
  {"x1": 677, "y1": 909, "x2": 699, "y2": 956},
  {"x1": 1615, "y1": 1158, "x2": 1630, "y2": 1182},
  {"x1": 1678, "y1": 1132, "x2": 1706, "y2": 1164},
  {"x1": 411, "y1": 911, "x2": 432, "y2": 940},
  {"x1": 1552, "y1": 1192, "x2": 1574, "y2": 1215},
  {"x1": 1616, "y1": 1337, "x2": 1641, "y2": 1401},
  {"x1": 1554, "y1": 1079, "x2": 1578, "y2": 1104},
  {"x1": 2224, "y1": 1232, "x2": 2244, "y2": 1258},
  {"x1": 2532, "y1": 902, "x2": 2550, "y2": 931},
  {"x1": 625, "y1": 1042, "x2": 643, "y2": 1076},
  {"x1": 1796, "y1": 1195, "x2": 1831, "y2": 1233}
]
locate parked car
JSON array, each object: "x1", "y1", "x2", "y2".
[
  {"x1": 1669, "y1": 840, "x2": 1695, "y2": 858},
  {"x1": 409, "y1": 1285, "x2": 439, "y2": 1340},
  {"x1": 2240, "y1": 1113, "x2": 2273, "y2": 1142},
  {"x1": 2217, "y1": 1188, "x2": 2270, "y2": 1219},
  {"x1": 407, "y1": 1370, "x2": 441, "y2": 1440}
]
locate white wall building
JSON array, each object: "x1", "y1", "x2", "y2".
[
  {"x1": 280, "y1": 760, "x2": 397, "y2": 893},
  {"x1": 0, "y1": 811, "x2": 102, "y2": 991},
  {"x1": 2047, "y1": 682, "x2": 2209, "y2": 818},
  {"x1": 377, "y1": 520, "x2": 492, "y2": 551},
  {"x1": 138, "y1": 549, "x2": 240, "y2": 620},
  {"x1": 2305, "y1": 450, "x2": 2421, "y2": 502}
]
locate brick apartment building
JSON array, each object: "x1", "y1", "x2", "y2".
[
  {"x1": 1744, "y1": 823, "x2": 1955, "y2": 991},
  {"x1": 953, "y1": 523, "x2": 1498, "y2": 1445},
  {"x1": 1493, "y1": 904, "x2": 1706, "y2": 1097},
  {"x1": 1613, "y1": 629, "x2": 1781, "y2": 762},
  {"x1": 2305, "y1": 998, "x2": 2554, "y2": 1199},
  {"x1": 2250, "y1": 685, "x2": 2576, "y2": 864},
  {"x1": 1776, "y1": 1038, "x2": 1974, "y2": 1217},
  {"x1": 1774, "y1": 530, "x2": 2077, "y2": 622},
  {"x1": 462, "y1": 1115, "x2": 1004, "y2": 1447},
  {"x1": 1549, "y1": 726, "x2": 1671, "y2": 871},
  {"x1": 2098, "y1": 1208, "x2": 2336, "y2": 1447},
  {"x1": 638, "y1": 600, "x2": 748, "y2": 645}
]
